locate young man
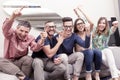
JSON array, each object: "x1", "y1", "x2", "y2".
[
  {"x1": 54, "y1": 17, "x2": 91, "y2": 80},
  {"x1": 32, "y1": 21, "x2": 67, "y2": 80},
  {"x1": 0, "y1": 7, "x2": 45, "y2": 80}
]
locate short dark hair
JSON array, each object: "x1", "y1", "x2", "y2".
[
  {"x1": 17, "y1": 20, "x2": 31, "y2": 30},
  {"x1": 45, "y1": 21, "x2": 53, "y2": 25},
  {"x1": 62, "y1": 17, "x2": 73, "y2": 22}
]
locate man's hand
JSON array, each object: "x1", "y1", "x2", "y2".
[
  {"x1": 112, "y1": 21, "x2": 118, "y2": 28},
  {"x1": 37, "y1": 31, "x2": 47, "y2": 46},
  {"x1": 40, "y1": 31, "x2": 48, "y2": 40},
  {"x1": 10, "y1": 6, "x2": 24, "y2": 20},
  {"x1": 54, "y1": 57, "x2": 62, "y2": 65},
  {"x1": 56, "y1": 32, "x2": 65, "y2": 45},
  {"x1": 111, "y1": 21, "x2": 119, "y2": 32}
]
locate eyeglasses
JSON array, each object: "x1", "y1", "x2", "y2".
[
  {"x1": 64, "y1": 26, "x2": 73, "y2": 29},
  {"x1": 47, "y1": 26, "x2": 56, "y2": 28},
  {"x1": 76, "y1": 22, "x2": 84, "y2": 26}
]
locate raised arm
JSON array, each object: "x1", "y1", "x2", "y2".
[
  {"x1": 111, "y1": 20, "x2": 118, "y2": 33},
  {"x1": 2, "y1": 7, "x2": 24, "y2": 38},
  {"x1": 74, "y1": 8, "x2": 81, "y2": 18},
  {"x1": 30, "y1": 31, "x2": 47, "y2": 52},
  {"x1": 74, "y1": 6, "x2": 94, "y2": 31},
  {"x1": 43, "y1": 35, "x2": 64, "y2": 58},
  {"x1": 9, "y1": 6, "x2": 24, "y2": 20}
]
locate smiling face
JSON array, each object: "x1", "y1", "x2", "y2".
[
  {"x1": 15, "y1": 21, "x2": 31, "y2": 40},
  {"x1": 76, "y1": 19, "x2": 85, "y2": 32},
  {"x1": 44, "y1": 21, "x2": 56, "y2": 36},
  {"x1": 16, "y1": 26, "x2": 30, "y2": 40},
  {"x1": 74, "y1": 18, "x2": 86, "y2": 33},
  {"x1": 63, "y1": 21, "x2": 73, "y2": 35},
  {"x1": 98, "y1": 19, "x2": 106, "y2": 31},
  {"x1": 96, "y1": 17, "x2": 109, "y2": 35}
]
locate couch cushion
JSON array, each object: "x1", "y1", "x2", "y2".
[
  {"x1": 0, "y1": 72, "x2": 18, "y2": 80},
  {"x1": 69, "y1": 47, "x2": 120, "y2": 78},
  {"x1": 0, "y1": 47, "x2": 120, "y2": 79}
]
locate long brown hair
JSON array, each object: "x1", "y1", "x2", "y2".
[{"x1": 94, "y1": 17, "x2": 109, "y2": 36}]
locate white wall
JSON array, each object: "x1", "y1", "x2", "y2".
[
  {"x1": 41, "y1": 0, "x2": 116, "y2": 23},
  {"x1": 0, "y1": 0, "x2": 8, "y2": 57},
  {"x1": 0, "y1": 0, "x2": 119, "y2": 57}
]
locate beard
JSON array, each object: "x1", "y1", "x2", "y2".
[{"x1": 47, "y1": 31, "x2": 55, "y2": 36}]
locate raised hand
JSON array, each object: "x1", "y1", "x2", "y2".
[
  {"x1": 74, "y1": 8, "x2": 78, "y2": 13},
  {"x1": 112, "y1": 21, "x2": 118, "y2": 28},
  {"x1": 56, "y1": 35, "x2": 64, "y2": 45},
  {"x1": 77, "y1": 5, "x2": 83, "y2": 11},
  {"x1": 37, "y1": 31, "x2": 47, "y2": 47},
  {"x1": 73, "y1": 8, "x2": 80, "y2": 18},
  {"x1": 56, "y1": 31, "x2": 65, "y2": 45},
  {"x1": 40, "y1": 31, "x2": 48, "y2": 40},
  {"x1": 111, "y1": 21, "x2": 119, "y2": 32},
  {"x1": 11, "y1": 6, "x2": 25, "y2": 20}
]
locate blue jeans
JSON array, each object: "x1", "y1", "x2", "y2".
[
  {"x1": 93, "y1": 49, "x2": 102, "y2": 71},
  {"x1": 82, "y1": 49, "x2": 102, "y2": 72}
]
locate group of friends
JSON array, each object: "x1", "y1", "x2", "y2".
[{"x1": 0, "y1": 5, "x2": 120, "y2": 80}]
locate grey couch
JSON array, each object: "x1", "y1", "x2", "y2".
[
  {"x1": 68, "y1": 47, "x2": 120, "y2": 79},
  {"x1": 0, "y1": 47, "x2": 120, "y2": 80}
]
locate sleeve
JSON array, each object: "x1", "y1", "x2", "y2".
[
  {"x1": 75, "y1": 33, "x2": 90, "y2": 48},
  {"x1": 44, "y1": 34, "x2": 58, "y2": 46},
  {"x1": 2, "y1": 18, "x2": 14, "y2": 39},
  {"x1": 44, "y1": 37, "x2": 50, "y2": 46},
  {"x1": 35, "y1": 35, "x2": 41, "y2": 42}
]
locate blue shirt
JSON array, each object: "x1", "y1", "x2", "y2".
[
  {"x1": 56, "y1": 33, "x2": 90, "y2": 55},
  {"x1": 32, "y1": 35, "x2": 57, "y2": 58},
  {"x1": 32, "y1": 33, "x2": 90, "y2": 58}
]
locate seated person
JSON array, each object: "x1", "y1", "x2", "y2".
[
  {"x1": 32, "y1": 21, "x2": 67, "y2": 80},
  {"x1": 0, "y1": 7, "x2": 44, "y2": 80}
]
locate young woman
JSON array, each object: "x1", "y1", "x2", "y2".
[
  {"x1": 92, "y1": 17, "x2": 120, "y2": 80},
  {"x1": 74, "y1": 6, "x2": 102, "y2": 80}
]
